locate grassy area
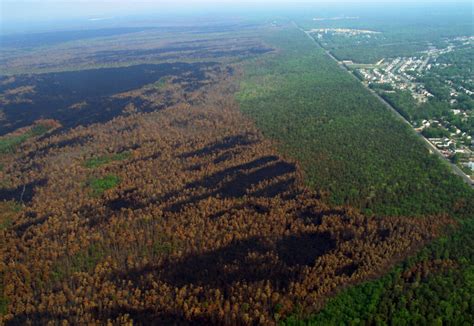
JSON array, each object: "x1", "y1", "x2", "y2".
[
  {"x1": 236, "y1": 24, "x2": 473, "y2": 217},
  {"x1": 87, "y1": 174, "x2": 121, "y2": 197},
  {"x1": 0, "y1": 124, "x2": 52, "y2": 155},
  {"x1": 155, "y1": 77, "x2": 168, "y2": 88},
  {"x1": 84, "y1": 152, "x2": 131, "y2": 169},
  {"x1": 0, "y1": 133, "x2": 32, "y2": 155},
  {"x1": 345, "y1": 63, "x2": 378, "y2": 69},
  {"x1": 51, "y1": 243, "x2": 105, "y2": 283}
]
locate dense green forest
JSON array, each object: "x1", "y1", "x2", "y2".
[
  {"x1": 430, "y1": 45, "x2": 474, "y2": 92},
  {"x1": 380, "y1": 91, "x2": 444, "y2": 122},
  {"x1": 236, "y1": 24, "x2": 473, "y2": 217}
]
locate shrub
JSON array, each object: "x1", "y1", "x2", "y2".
[
  {"x1": 84, "y1": 152, "x2": 131, "y2": 169},
  {"x1": 88, "y1": 174, "x2": 121, "y2": 196}
]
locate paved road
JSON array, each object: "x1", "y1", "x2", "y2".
[
  {"x1": 295, "y1": 23, "x2": 474, "y2": 188},
  {"x1": 418, "y1": 56, "x2": 430, "y2": 73}
]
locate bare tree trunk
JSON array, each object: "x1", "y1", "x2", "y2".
[{"x1": 19, "y1": 184, "x2": 26, "y2": 204}]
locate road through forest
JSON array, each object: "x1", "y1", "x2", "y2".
[{"x1": 293, "y1": 22, "x2": 474, "y2": 188}]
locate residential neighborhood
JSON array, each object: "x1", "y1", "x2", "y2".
[{"x1": 342, "y1": 37, "x2": 474, "y2": 180}]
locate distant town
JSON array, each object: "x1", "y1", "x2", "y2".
[
  {"x1": 350, "y1": 36, "x2": 473, "y2": 103},
  {"x1": 310, "y1": 28, "x2": 380, "y2": 36}
]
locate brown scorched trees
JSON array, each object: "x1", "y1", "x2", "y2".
[{"x1": 0, "y1": 65, "x2": 453, "y2": 325}]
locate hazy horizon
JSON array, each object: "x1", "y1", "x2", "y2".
[{"x1": 2, "y1": 0, "x2": 472, "y2": 28}]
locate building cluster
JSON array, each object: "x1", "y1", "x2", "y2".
[
  {"x1": 312, "y1": 16, "x2": 359, "y2": 21},
  {"x1": 309, "y1": 28, "x2": 380, "y2": 38},
  {"x1": 348, "y1": 38, "x2": 474, "y2": 177},
  {"x1": 358, "y1": 55, "x2": 437, "y2": 102},
  {"x1": 353, "y1": 40, "x2": 474, "y2": 104},
  {"x1": 417, "y1": 117, "x2": 473, "y2": 176}
]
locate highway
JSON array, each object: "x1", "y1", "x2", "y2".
[{"x1": 294, "y1": 23, "x2": 474, "y2": 188}]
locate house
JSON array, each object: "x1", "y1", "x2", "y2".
[{"x1": 467, "y1": 161, "x2": 474, "y2": 171}]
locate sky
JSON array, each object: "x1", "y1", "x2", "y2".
[
  {"x1": 3, "y1": 0, "x2": 470, "y2": 19},
  {"x1": 1, "y1": 0, "x2": 471, "y2": 33},
  {"x1": 2, "y1": 1, "x2": 470, "y2": 19}
]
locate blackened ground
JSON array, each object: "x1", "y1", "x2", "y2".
[{"x1": 0, "y1": 62, "x2": 217, "y2": 135}]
